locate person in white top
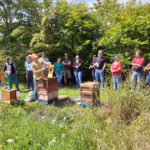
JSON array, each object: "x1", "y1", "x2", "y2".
[{"x1": 39, "y1": 52, "x2": 50, "y2": 77}]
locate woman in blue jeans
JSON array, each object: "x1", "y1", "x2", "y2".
[
  {"x1": 111, "y1": 56, "x2": 122, "y2": 91},
  {"x1": 73, "y1": 55, "x2": 82, "y2": 88},
  {"x1": 54, "y1": 57, "x2": 64, "y2": 88},
  {"x1": 144, "y1": 63, "x2": 150, "y2": 87},
  {"x1": 3, "y1": 57, "x2": 19, "y2": 90}
]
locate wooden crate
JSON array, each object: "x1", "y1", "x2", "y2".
[
  {"x1": 37, "y1": 77, "x2": 58, "y2": 92},
  {"x1": 80, "y1": 82, "x2": 100, "y2": 105},
  {"x1": 2, "y1": 89, "x2": 17, "y2": 104}
]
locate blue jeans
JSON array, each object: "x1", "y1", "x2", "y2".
[
  {"x1": 6, "y1": 74, "x2": 19, "y2": 90},
  {"x1": 146, "y1": 72, "x2": 150, "y2": 84},
  {"x1": 130, "y1": 71, "x2": 142, "y2": 90},
  {"x1": 56, "y1": 72, "x2": 63, "y2": 87},
  {"x1": 95, "y1": 69, "x2": 104, "y2": 88},
  {"x1": 33, "y1": 78, "x2": 38, "y2": 100},
  {"x1": 74, "y1": 71, "x2": 82, "y2": 88},
  {"x1": 26, "y1": 71, "x2": 34, "y2": 90},
  {"x1": 112, "y1": 75, "x2": 121, "y2": 91}
]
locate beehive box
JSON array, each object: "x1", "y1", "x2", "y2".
[
  {"x1": 80, "y1": 82, "x2": 100, "y2": 105},
  {"x1": 37, "y1": 77, "x2": 58, "y2": 92},
  {"x1": 38, "y1": 91, "x2": 58, "y2": 101},
  {"x1": 2, "y1": 89, "x2": 17, "y2": 104},
  {"x1": 37, "y1": 77, "x2": 58, "y2": 103}
]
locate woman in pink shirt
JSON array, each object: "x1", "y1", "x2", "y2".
[{"x1": 111, "y1": 56, "x2": 122, "y2": 91}]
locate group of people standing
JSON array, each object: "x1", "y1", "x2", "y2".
[
  {"x1": 3, "y1": 49, "x2": 150, "y2": 100},
  {"x1": 89, "y1": 49, "x2": 150, "y2": 91}
]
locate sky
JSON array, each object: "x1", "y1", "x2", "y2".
[{"x1": 67, "y1": 0, "x2": 150, "y2": 7}]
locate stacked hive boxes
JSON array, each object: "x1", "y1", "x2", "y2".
[
  {"x1": 80, "y1": 82, "x2": 100, "y2": 105},
  {"x1": 37, "y1": 77, "x2": 58, "y2": 104}
]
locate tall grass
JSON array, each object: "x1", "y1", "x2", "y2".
[{"x1": 0, "y1": 76, "x2": 150, "y2": 150}]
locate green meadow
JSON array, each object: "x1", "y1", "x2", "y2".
[{"x1": 0, "y1": 82, "x2": 150, "y2": 150}]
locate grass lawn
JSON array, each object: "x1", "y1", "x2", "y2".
[{"x1": 0, "y1": 83, "x2": 150, "y2": 150}]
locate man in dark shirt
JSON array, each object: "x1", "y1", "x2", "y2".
[
  {"x1": 94, "y1": 50, "x2": 107, "y2": 88},
  {"x1": 62, "y1": 53, "x2": 72, "y2": 85},
  {"x1": 3, "y1": 57, "x2": 19, "y2": 90},
  {"x1": 89, "y1": 55, "x2": 96, "y2": 81}
]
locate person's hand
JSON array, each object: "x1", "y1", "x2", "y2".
[
  {"x1": 47, "y1": 62, "x2": 51, "y2": 67},
  {"x1": 5, "y1": 71, "x2": 10, "y2": 74},
  {"x1": 43, "y1": 67, "x2": 47, "y2": 70},
  {"x1": 75, "y1": 66, "x2": 79, "y2": 69}
]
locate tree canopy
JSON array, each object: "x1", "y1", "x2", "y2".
[{"x1": 0, "y1": 0, "x2": 150, "y2": 79}]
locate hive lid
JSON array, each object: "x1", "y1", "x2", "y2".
[{"x1": 80, "y1": 82, "x2": 100, "y2": 88}]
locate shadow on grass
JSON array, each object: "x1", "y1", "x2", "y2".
[{"x1": 54, "y1": 99, "x2": 75, "y2": 108}]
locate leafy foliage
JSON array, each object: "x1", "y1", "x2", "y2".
[{"x1": 0, "y1": 0, "x2": 150, "y2": 79}]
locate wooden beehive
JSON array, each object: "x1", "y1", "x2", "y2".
[
  {"x1": 37, "y1": 77, "x2": 58, "y2": 92},
  {"x1": 37, "y1": 77, "x2": 58, "y2": 103},
  {"x1": 38, "y1": 91, "x2": 58, "y2": 101},
  {"x1": 80, "y1": 82, "x2": 100, "y2": 105},
  {"x1": 2, "y1": 89, "x2": 17, "y2": 104}
]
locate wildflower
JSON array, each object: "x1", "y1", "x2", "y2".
[
  {"x1": 7, "y1": 139, "x2": 14, "y2": 144},
  {"x1": 61, "y1": 133, "x2": 65, "y2": 138},
  {"x1": 49, "y1": 139, "x2": 56, "y2": 145},
  {"x1": 52, "y1": 119, "x2": 56, "y2": 124},
  {"x1": 41, "y1": 116, "x2": 45, "y2": 119}
]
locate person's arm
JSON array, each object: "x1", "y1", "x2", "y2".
[
  {"x1": 102, "y1": 63, "x2": 107, "y2": 71},
  {"x1": 132, "y1": 63, "x2": 141, "y2": 67},
  {"x1": 54, "y1": 63, "x2": 56, "y2": 74},
  {"x1": 43, "y1": 61, "x2": 51, "y2": 67},
  {"x1": 111, "y1": 63, "x2": 122, "y2": 73},
  {"x1": 90, "y1": 65, "x2": 95, "y2": 69},
  {"x1": 132, "y1": 58, "x2": 139, "y2": 67},
  {"x1": 32, "y1": 68, "x2": 46, "y2": 74},
  {"x1": 31, "y1": 61, "x2": 48, "y2": 74},
  {"x1": 73, "y1": 62, "x2": 75, "y2": 69},
  {"x1": 62, "y1": 63, "x2": 64, "y2": 72},
  {"x1": 46, "y1": 58, "x2": 49, "y2": 62},
  {"x1": 132, "y1": 58, "x2": 145, "y2": 67},
  {"x1": 62, "y1": 61, "x2": 66, "y2": 66},
  {"x1": 68, "y1": 60, "x2": 71, "y2": 66},
  {"x1": 3, "y1": 64, "x2": 7, "y2": 73},
  {"x1": 112, "y1": 67, "x2": 121, "y2": 73},
  {"x1": 78, "y1": 62, "x2": 82, "y2": 70},
  {"x1": 144, "y1": 63, "x2": 150, "y2": 71},
  {"x1": 25, "y1": 61, "x2": 27, "y2": 69},
  {"x1": 111, "y1": 64, "x2": 113, "y2": 72},
  {"x1": 89, "y1": 62, "x2": 95, "y2": 69}
]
